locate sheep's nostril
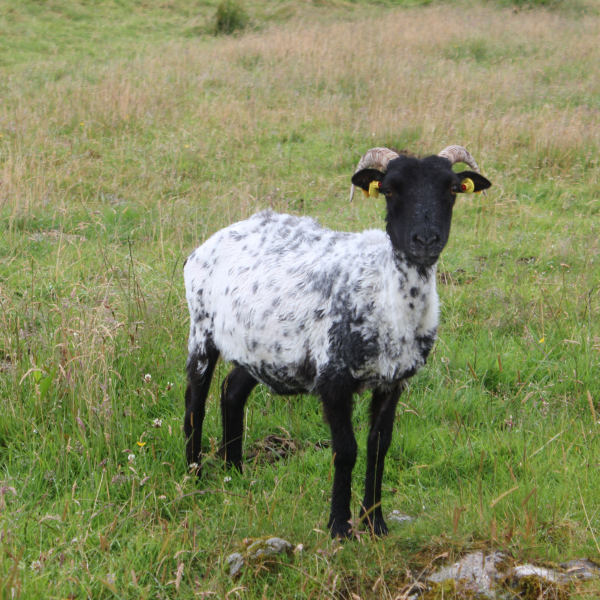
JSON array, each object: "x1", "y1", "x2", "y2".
[
  {"x1": 414, "y1": 234, "x2": 427, "y2": 247},
  {"x1": 414, "y1": 233, "x2": 440, "y2": 249}
]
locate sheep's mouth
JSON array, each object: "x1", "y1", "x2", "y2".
[{"x1": 407, "y1": 252, "x2": 439, "y2": 269}]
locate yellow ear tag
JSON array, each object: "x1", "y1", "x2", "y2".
[
  {"x1": 460, "y1": 178, "x2": 475, "y2": 194},
  {"x1": 361, "y1": 188, "x2": 370, "y2": 199},
  {"x1": 368, "y1": 180, "x2": 380, "y2": 198}
]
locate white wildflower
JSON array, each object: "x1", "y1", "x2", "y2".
[{"x1": 30, "y1": 560, "x2": 43, "y2": 572}]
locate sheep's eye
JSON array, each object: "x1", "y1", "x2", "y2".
[
  {"x1": 450, "y1": 184, "x2": 461, "y2": 195},
  {"x1": 381, "y1": 188, "x2": 393, "y2": 197}
]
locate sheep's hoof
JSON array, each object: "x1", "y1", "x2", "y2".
[
  {"x1": 370, "y1": 518, "x2": 389, "y2": 537},
  {"x1": 359, "y1": 512, "x2": 389, "y2": 537},
  {"x1": 328, "y1": 518, "x2": 354, "y2": 540}
]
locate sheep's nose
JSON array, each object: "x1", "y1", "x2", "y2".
[{"x1": 413, "y1": 232, "x2": 441, "y2": 250}]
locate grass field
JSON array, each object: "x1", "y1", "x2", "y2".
[{"x1": 2, "y1": 0, "x2": 600, "y2": 598}]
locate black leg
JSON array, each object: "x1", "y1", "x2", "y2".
[
  {"x1": 318, "y1": 377, "x2": 358, "y2": 539},
  {"x1": 218, "y1": 367, "x2": 257, "y2": 470},
  {"x1": 359, "y1": 384, "x2": 402, "y2": 536},
  {"x1": 184, "y1": 346, "x2": 219, "y2": 475}
]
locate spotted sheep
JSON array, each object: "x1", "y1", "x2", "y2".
[{"x1": 183, "y1": 145, "x2": 492, "y2": 538}]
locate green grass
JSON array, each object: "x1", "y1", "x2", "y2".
[
  {"x1": 1, "y1": 0, "x2": 600, "y2": 598},
  {"x1": 0, "y1": 0, "x2": 437, "y2": 68}
]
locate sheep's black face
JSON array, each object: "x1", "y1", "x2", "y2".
[{"x1": 352, "y1": 155, "x2": 492, "y2": 268}]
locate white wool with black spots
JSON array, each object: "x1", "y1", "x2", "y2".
[{"x1": 184, "y1": 211, "x2": 438, "y2": 393}]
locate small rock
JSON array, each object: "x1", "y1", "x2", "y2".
[
  {"x1": 511, "y1": 564, "x2": 570, "y2": 600},
  {"x1": 226, "y1": 552, "x2": 244, "y2": 576},
  {"x1": 513, "y1": 564, "x2": 561, "y2": 583},
  {"x1": 560, "y1": 559, "x2": 600, "y2": 580},
  {"x1": 246, "y1": 537, "x2": 293, "y2": 559},
  {"x1": 422, "y1": 551, "x2": 599, "y2": 598},
  {"x1": 226, "y1": 537, "x2": 294, "y2": 576},
  {"x1": 427, "y1": 551, "x2": 507, "y2": 597},
  {"x1": 387, "y1": 510, "x2": 413, "y2": 524}
]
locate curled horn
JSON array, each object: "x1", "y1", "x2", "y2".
[
  {"x1": 349, "y1": 147, "x2": 399, "y2": 202},
  {"x1": 437, "y1": 145, "x2": 481, "y2": 173}
]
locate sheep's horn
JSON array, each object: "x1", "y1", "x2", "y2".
[
  {"x1": 350, "y1": 147, "x2": 399, "y2": 202},
  {"x1": 437, "y1": 145, "x2": 481, "y2": 173}
]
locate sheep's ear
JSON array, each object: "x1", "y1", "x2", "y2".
[
  {"x1": 351, "y1": 168, "x2": 385, "y2": 192},
  {"x1": 457, "y1": 171, "x2": 492, "y2": 193}
]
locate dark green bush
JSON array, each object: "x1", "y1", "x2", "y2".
[{"x1": 214, "y1": 0, "x2": 248, "y2": 35}]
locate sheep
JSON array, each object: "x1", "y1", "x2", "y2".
[{"x1": 183, "y1": 145, "x2": 492, "y2": 539}]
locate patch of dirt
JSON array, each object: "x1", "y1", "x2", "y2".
[
  {"x1": 517, "y1": 256, "x2": 537, "y2": 264},
  {"x1": 247, "y1": 432, "x2": 329, "y2": 464},
  {"x1": 247, "y1": 434, "x2": 298, "y2": 463}
]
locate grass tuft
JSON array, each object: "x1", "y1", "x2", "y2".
[{"x1": 214, "y1": 0, "x2": 250, "y2": 35}]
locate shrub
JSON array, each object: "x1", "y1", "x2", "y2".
[{"x1": 214, "y1": 0, "x2": 248, "y2": 35}]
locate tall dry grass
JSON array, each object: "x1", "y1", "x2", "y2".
[{"x1": 2, "y1": 5, "x2": 599, "y2": 221}]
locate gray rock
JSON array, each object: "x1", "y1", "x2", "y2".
[
  {"x1": 226, "y1": 537, "x2": 294, "y2": 577},
  {"x1": 427, "y1": 551, "x2": 507, "y2": 598},
  {"x1": 513, "y1": 564, "x2": 561, "y2": 583},
  {"x1": 560, "y1": 559, "x2": 600, "y2": 580},
  {"x1": 424, "y1": 551, "x2": 599, "y2": 597},
  {"x1": 387, "y1": 510, "x2": 414, "y2": 524},
  {"x1": 513, "y1": 559, "x2": 600, "y2": 584},
  {"x1": 226, "y1": 552, "x2": 244, "y2": 576},
  {"x1": 246, "y1": 537, "x2": 293, "y2": 559}
]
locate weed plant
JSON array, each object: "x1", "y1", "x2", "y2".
[{"x1": 1, "y1": 1, "x2": 600, "y2": 598}]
